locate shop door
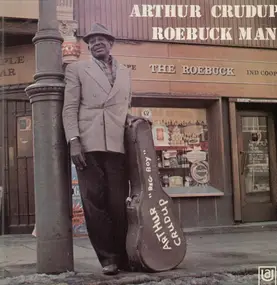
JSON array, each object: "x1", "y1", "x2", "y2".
[
  {"x1": 237, "y1": 111, "x2": 277, "y2": 222},
  {"x1": 6, "y1": 100, "x2": 35, "y2": 234}
]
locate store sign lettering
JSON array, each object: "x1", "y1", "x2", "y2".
[
  {"x1": 149, "y1": 64, "x2": 235, "y2": 76},
  {"x1": 123, "y1": 64, "x2": 137, "y2": 70},
  {"x1": 247, "y1": 69, "x2": 277, "y2": 76},
  {"x1": 0, "y1": 69, "x2": 16, "y2": 77},
  {"x1": 0, "y1": 56, "x2": 25, "y2": 77},
  {"x1": 183, "y1": 65, "x2": 235, "y2": 76},
  {"x1": 149, "y1": 64, "x2": 176, "y2": 74}
]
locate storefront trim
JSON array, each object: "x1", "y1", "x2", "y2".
[
  {"x1": 229, "y1": 101, "x2": 241, "y2": 221},
  {"x1": 1, "y1": 83, "x2": 31, "y2": 100},
  {"x1": 133, "y1": 93, "x2": 219, "y2": 100},
  {"x1": 230, "y1": 98, "x2": 277, "y2": 103},
  {"x1": 165, "y1": 186, "x2": 224, "y2": 198},
  {"x1": 0, "y1": 20, "x2": 37, "y2": 35},
  {"x1": 133, "y1": 78, "x2": 277, "y2": 87}
]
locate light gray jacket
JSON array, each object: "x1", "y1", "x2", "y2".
[{"x1": 62, "y1": 59, "x2": 132, "y2": 154}]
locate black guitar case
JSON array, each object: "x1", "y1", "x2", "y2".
[{"x1": 124, "y1": 115, "x2": 187, "y2": 272}]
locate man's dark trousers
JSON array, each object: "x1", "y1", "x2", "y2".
[{"x1": 76, "y1": 151, "x2": 129, "y2": 267}]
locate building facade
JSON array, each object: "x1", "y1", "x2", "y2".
[
  {"x1": 0, "y1": 0, "x2": 80, "y2": 234},
  {"x1": 1, "y1": 0, "x2": 277, "y2": 235}
]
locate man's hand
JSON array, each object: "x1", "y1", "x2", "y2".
[{"x1": 70, "y1": 138, "x2": 87, "y2": 170}]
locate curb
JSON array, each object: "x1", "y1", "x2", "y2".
[
  {"x1": 183, "y1": 221, "x2": 277, "y2": 236},
  {"x1": 2, "y1": 222, "x2": 277, "y2": 240}
]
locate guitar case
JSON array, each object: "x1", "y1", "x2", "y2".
[{"x1": 124, "y1": 115, "x2": 187, "y2": 272}]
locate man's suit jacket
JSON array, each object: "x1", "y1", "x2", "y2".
[{"x1": 62, "y1": 58, "x2": 132, "y2": 154}]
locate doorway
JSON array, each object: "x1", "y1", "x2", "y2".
[
  {"x1": 237, "y1": 111, "x2": 277, "y2": 222},
  {"x1": 1, "y1": 98, "x2": 35, "y2": 234}
]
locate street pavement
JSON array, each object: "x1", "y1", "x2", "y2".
[
  {"x1": 0, "y1": 273, "x2": 275, "y2": 285},
  {"x1": 1, "y1": 230, "x2": 277, "y2": 284}
]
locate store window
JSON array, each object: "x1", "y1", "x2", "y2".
[{"x1": 131, "y1": 107, "x2": 209, "y2": 189}]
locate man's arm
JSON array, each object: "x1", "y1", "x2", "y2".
[
  {"x1": 62, "y1": 62, "x2": 81, "y2": 143},
  {"x1": 62, "y1": 63, "x2": 87, "y2": 170}
]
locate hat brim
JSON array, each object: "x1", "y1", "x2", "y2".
[{"x1": 83, "y1": 33, "x2": 115, "y2": 44}]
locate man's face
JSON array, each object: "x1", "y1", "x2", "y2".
[{"x1": 88, "y1": 35, "x2": 113, "y2": 60}]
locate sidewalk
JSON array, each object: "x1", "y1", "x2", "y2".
[{"x1": 1, "y1": 228, "x2": 277, "y2": 284}]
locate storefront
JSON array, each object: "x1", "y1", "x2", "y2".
[
  {"x1": 229, "y1": 99, "x2": 277, "y2": 223},
  {"x1": 0, "y1": 45, "x2": 35, "y2": 234},
  {"x1": 1, "y1": 40, "x2": 277, "y2": 235},
  {"x1": 107, "y1": 40, "x2": 277, "y2": 226}
]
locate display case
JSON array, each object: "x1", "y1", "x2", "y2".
[{"x1": 131, "y1": 107, "x2": 221, "y2": 197}]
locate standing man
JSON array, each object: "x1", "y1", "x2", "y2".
[{"x1": 62, "y1": 23, "x2": 132, "y2": 275}]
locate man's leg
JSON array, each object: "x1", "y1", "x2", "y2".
[
  {"x1": 103, "y1": 152, "x2": 129, "y2": 269},
  {"x1": 76, "y1": 152, "x2": 118, "y2": 268}
]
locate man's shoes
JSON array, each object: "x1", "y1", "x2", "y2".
[{"x1": 102, "y1": 264, "x2": 119, "y2": 275}]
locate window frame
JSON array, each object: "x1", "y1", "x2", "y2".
[{"x1": 131, "y1": 96, "x2": 225, "y2": 197}]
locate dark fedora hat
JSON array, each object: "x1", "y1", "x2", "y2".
[{"x1": 83, "y1": 23, "x2": 115, "y2": 44}]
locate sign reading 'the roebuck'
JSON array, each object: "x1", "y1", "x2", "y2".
[{"x1": 149, "y1": 64, "x2": 235, "y2": 76}]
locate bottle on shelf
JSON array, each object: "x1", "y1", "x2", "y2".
[
  {"x1": 162, "y1": 151, "x2": 170, "y2": 168},
  {"x1": 184, "y1": 155, "x2": 191, "y2": 185},
  {"x1": 162, "y1": 174, "x2": 170, "y2": 187},
  {"x1": 184, "y1": 156, "x2": 190, "y2": 169},
  {"x1": 157, "y1": 155, "x2": 162, "y2": 168},
  {"x1": 180, "y1": 151, "x2": 185, "y2": 168}
]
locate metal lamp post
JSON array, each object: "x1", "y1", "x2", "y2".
[{"x1": 25, "y1": 0, "x2": 74, "y2": 274}]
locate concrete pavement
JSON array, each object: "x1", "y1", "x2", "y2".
[{"x1": 1, "y1": 229, "x2": 277, "y2": 284}]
